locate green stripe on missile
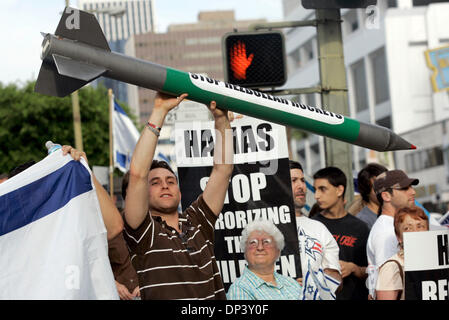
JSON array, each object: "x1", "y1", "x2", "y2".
[{"x1": 162, "y1": 68, "x2": 360, "y2": 144}]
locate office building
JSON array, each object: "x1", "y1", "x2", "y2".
[
  {"x1": 282, "y1": 0, "x2": 449, "y2": 210},
  {"x1": 78, "y1": 0, "x2": 156, "y2": 113},
  {"x1": 126, "y1": 10, "x2": 265, "y2": 123}
]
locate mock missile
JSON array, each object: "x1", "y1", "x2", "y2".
[{"x1": 35, "y1": 7, "x2": 415, "y2": 152}]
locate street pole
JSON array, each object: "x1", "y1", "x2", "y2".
[
  {"x1": 71, "y1": 90, "x2": 84, "y2": 151},
  {"x1": 65, "y1": 0, "x2": 83, "y2": 152},
  {"x1": 315, "y1": 9, "x2": 354, "y2": 205},
  {"x1": 108, "y1": 89, "x2": 114, "y2": 198},
  {"x1": 248, "y1": 13, "x2": 355, "y2": 205}
]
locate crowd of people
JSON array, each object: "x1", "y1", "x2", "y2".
[{"x1": 1, "y1": 92, "x2": 441, "y2": 300}]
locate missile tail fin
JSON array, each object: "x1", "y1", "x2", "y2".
[
  {"x1": 56, "y1": 7, "x2": 110, "y2": 51},
  {"x1": 53, "y1": 54, "x2": 107, "y2": 81},
  {"x1": 34, "y1": 61, "x2": 87, "y2": 97},
  {"x1": 35, "y1": 7, "x2": 110, "y2": 97}
]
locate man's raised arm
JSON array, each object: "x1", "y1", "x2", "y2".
[
  {"x1": 202, "y1": 101, "x2": 234, "y2": 216},
  {"x1": 124, "y1": 92, "x2": 187, "y2": 229}
]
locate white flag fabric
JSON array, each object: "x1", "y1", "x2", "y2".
[
  {"x1": 0, "y1": 150, "x2": 119, "y2": 299},
  {"x1": 439, "y1": 210, "x2": 449, "y2": 227},
  {"x1": 155, "y1": 151, "x2": 170, "y2": 163},
  {"x1": 113, "y1": 101, "x2": 139, "y2": 173}
]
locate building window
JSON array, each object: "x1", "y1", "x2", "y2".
[
  {"x1": 413, "y1": 0, "x2": 448, "y2": 6},
  {"x1": 300, "y1": 92, "x2": 316, "y2": 107},
  {"x1": 376, "y1": 116, "x2": 392, "y2": 129},
  {"x1": 370, "y1": 48, "x2": 390, "y2": 105},
  {"x1": 302, "y1": 39, "x2": 314, "y2": 62},
  {"x1": 182, "y1": 51, "x2": 222, "y2": 59},
  {"x1": 405, "y1": 152, "x2": 415, "y2": 172},
  {"x1": 344, "y1": 10, "x2": 359, "y2": 35},
  {"x1": 289, "y1": 47, "x2": 301, "y2": 69},
  {"x1": 185, "y1": 37, "x2": 221, "y2": 45},
  {"x1": 306, "y1": 93, "x2": 316, "y2": 107},
  {"x1": 351, "y1": 59, "x2": 369, "y2": 112},
  {"x1": 430, "y1": 147, "x2": 444, "y2": 167},
  {"x1": 405, "y1": 146, "x2": 444, "y2": 172},
  {"x1": 388, "y1": 0, "x2": 397, "y2": 7}
]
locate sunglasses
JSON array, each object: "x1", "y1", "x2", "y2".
[{"x1": 392, "y1": 185, "x2": 413, "y2": 191}]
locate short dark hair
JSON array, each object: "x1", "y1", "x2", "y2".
[
  {"x1": 376, "y1": 187, "x2": 394, "y2": 215},
  {"x1": 8, "y1": 160, "x2": 36, "y2": 178},
  {"x1": 289, "y1": 160, "x2": 303, "y2": 172},
  {"x1": 357, "y1": 163, "x2": 388, "y2": 203},
  {"x1": 150, "y1": 160, "x2": 176, "y2": 176},
  {"x1": 121, "y1": 160, "x2": 176, "y2": 200},
  {"x1": 121, "y1": 170, "x2": 130, "y2": 201},
  {"x1": 308, "y1": 203, "x2": 321, "y2": 218},
  {"x1": 313, "y1": 166, "x2": 347, "y2": 199}
]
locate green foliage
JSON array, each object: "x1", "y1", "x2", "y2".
[
  {"x1": 0, "y1": 81, "x2": 134, "y2": 175},
  {"x1": 291, "y1": 128, "x2": 309, "y2": 140}
]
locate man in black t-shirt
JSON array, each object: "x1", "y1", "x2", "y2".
[{"x1": 311, "y1": 167, "x2": 369, "y2": 300}]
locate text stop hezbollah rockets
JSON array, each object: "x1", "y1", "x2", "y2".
[{"x1": 35, "y1": 7, "x2": 416, "y2": 152}]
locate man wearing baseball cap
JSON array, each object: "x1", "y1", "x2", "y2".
[{"x1": 365, "y1": 169, "x2": 419, "y2": 299}]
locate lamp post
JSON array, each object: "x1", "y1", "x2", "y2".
[{"x1": 64, "y1": 0, "x2": 83, "y2": 151}]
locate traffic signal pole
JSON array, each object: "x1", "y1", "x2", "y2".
[
  {"x1": 248, "y1": 11, "x2": 354, "y2": 205},
  {"x1": 315, "y1": 8, "x2": 354, "y2": 205}
]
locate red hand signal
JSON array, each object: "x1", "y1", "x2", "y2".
[{"x1": 230, "y1": 41, "x2": 254, "y2": 80}]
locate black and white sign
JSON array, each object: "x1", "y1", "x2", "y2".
[
  {"x1": 175, "y1": 117, "x2": 301, "y2": 291},
  {"x1": 404, "y1": 229, "x2": 449, "y2": 300}
]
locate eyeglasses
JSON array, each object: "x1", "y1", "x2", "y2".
[
  {"x1": 247, "y1": 238, "x2": 275, "y2": 249},
  {"x1": 392, "y1": 185, "x2": 413, "y2": 191}
]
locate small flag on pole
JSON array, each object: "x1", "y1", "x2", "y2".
[{"x1": 112, "y1": 101, "x2": 139, "y2": 173}]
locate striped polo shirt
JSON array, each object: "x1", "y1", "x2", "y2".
[
  {"x1": 123, "y1": 194, "x2": 226, "y2": 300},
  {"x1": 227, "y1": 266, "x2": 302, "y2": 300}
]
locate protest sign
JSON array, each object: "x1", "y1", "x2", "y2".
[
  {"x1": 175, "y1": 117, "x2": 301, "y2": 290},
  {"x1": 404, "y1": 229, "x2": 449, "y2": 300}
]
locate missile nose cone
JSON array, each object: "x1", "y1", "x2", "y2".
[
  {"x1": 355, "y1": 122, "x2": 416, "y2": 151},
  {"x1": 385, "y1": 129, "x2": 416, "y2": 151}
]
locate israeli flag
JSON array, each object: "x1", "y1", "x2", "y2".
[
  {"x1": 113, "y1": 101, "x2": 139, "y2": 173},
  {"x1": 415, "y1": 200, "x2": 445, "y2": 230},
  {"x1": 440, "y1": 211, "x2": 449, "y2": 228},
  {"x1": 155, "y1": 151, "x2": 170, "y2": 163},
  {"x1": 0, "y1": 150, "x2": 119, "y2": 299},
  {"x1": 303, "y1": 173, "x2": 316, "y2": 214}
]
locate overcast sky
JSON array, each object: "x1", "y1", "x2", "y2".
[{"x1": 0, "y1": 0, "x2": 284, "y2": 85}]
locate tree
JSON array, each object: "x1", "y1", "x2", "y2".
[{"x1": 0, "y1": 81, "x2": 135, "y2": 175}]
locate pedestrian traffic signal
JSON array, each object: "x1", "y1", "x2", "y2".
[
  {"x1": 301, "y1": 0, "x2": 377, "y2": 9},
  {"x1": 222, "y1": 31, "x2": 286, "y2": 88}
]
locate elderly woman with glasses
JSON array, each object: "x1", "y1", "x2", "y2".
[{"x1": 227, "y1": 219, "x2": 302, "y2": 300}]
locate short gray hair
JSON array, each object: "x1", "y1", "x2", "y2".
[{"x1": 240, "y1": 219, "x2": 285, "y2": 253}]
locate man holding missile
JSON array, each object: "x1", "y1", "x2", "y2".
[{"x1": 122, "y1": 92, "x2": 234, "y2": 300}]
